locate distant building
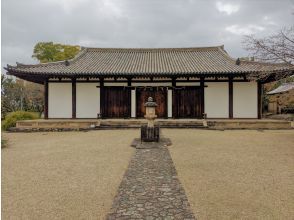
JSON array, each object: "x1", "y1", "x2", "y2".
[
  {"x1": 5, "y1": 46, "x2": 293, "y2": 119},
  {"x1": 267, "y1": 82, "x2": 294, "y2": 114}
]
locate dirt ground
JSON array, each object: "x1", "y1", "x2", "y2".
[
  {"x1": 2, "y1": 129, "x2": 294, "y2": 220},
  {"x1": 165, "y1": 129, "x2": 294, "y2": 220},
  {"x1": 2, "y1": 130, "x2": 136, "y2": 220}
]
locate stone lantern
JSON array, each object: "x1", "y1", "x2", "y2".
[
  {"x1": 144, "y1": 97, "x2": 158, "y2": 127},
  {"x1": 141, "y1": 97, "x2": 160, "y2": 142}
]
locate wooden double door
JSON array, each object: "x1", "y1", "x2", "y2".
[
  {"x1": 102, "y1": 86, "x2": 202, "y2": 118},
  {"x1": 136, "y1": 87, "x2": 167, "y2": 118},
  {"x1": 173, "y1": 87, "x2": 203, "y2": 118},
  {"x1": 102, "y1": 87, "x2": 131, "y2": 118}
]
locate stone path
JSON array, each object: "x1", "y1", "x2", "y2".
[{"x1": 106, "y1": 143, "x2": 196, "y2": 220}]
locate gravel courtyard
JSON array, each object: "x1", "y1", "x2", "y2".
[
  {"x1": 2, "y1": 130, "x2": 136, "y2": 220},
  {"x1": 167, "y1": 129, "x2": 294, "y2": 220},
  {"x1": 2, "y1": 129, "x2": 294, "y2": 219}
]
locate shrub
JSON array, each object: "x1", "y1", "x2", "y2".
[
  {"x1": 1, "y1": 139, "x2": 7, "y2": 148},
  {"x1": 2, "y1": 111, "x2": 39, "y2": 130}
]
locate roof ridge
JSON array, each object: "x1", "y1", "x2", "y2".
[
  {"x1": 216, "y1": 46, "x2": 237, "y2": 63},
  {"x1": 8, "y1": 47, "x2": 86, "y2": 68},
  {"x1": 84, "y1": 45, "x2": 223, "y2": 52},
  {"x1": 240, "y1": 59, "x2": 293, "y2": 67}
]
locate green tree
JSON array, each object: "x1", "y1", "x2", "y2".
[
  {"x1": 1, "y1": 74, "x2": 44, "y2": 118},
  {"x1": 32, "y1": 42, "x2": 80, "y2": 63}
]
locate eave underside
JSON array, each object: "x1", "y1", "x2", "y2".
[{"x1": 6, "y1": 69, "x2": 294, "y2": 84}]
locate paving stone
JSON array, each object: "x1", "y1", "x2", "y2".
[{"x1": 106, "y1": 142, "x2": 196, "y2": 219}]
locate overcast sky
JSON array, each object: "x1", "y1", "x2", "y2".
[{"x1": 2, "y1": 0, "x2": 294, "y2": 69}]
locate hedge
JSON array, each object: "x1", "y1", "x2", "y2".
[{"x1": 2, "y1": 111, "x2": 40, "y2": 130}]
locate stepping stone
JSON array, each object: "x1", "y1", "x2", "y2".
[{"x1": 106, "y1": 141, "x2": 196, "y2": 220}]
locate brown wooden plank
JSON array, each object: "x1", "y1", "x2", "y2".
[
  {"x1": 136, "y1": 87, "x2": 167, "y2": 118},
  {"x1": 100, "y1": 78, "x2": 104, "y2": 118},
  {"x1": 200, "y1": 77, "x2": 205, "y2": 117},
  {"x1": 103, "y1": 87, "x2": 131, "y2": 118},
  {"x1": 173, "y1": 87, "x2": 202, "y2": 118}
]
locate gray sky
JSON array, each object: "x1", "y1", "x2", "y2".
[{"x1": 2, "y1": 0, "x2": 294, "y2": 68}]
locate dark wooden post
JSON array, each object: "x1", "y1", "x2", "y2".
[
  {"x1": 229, "y1": 76, "x2": 233, "y2": 119},
  {"x1": 171, "y1": 77, "x2": 176, "y2": 118},
  {"x1": 72, "y1": 78, "x2": 76, "y2": 119},
  {"x1": 100, "y1": 78, "x2": 104, "y2": 118},
  {"x1": 44, "y1": 79, "x2": 48, "y2": 119},
  {"x1": 257, "y1": 81, "x2": 262, "y2": 119},
  {"x1": 127, "y1": 77, "x2": 132, "y2": 118},
  {"x1": 200, "y1": 76, "x2": 205, "y2": 116},
  {"x1": 171, "y1": 77, "x2": 176, "y2": 87}
]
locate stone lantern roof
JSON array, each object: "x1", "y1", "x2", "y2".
[{"x1": 144, "y1": 97, "x2": 158, "y2": 107}]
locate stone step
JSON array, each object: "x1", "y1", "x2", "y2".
[
  {"x1": 98, "y1": 124, "x2": 206, "y2": 129},
  {"x1": 100, "y1": 120, "x2": 204, "y2": 126}
]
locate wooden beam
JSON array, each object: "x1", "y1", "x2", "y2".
[
  {"x1": 200, "y1": 77, "x2": 205, "y2": 116},
  {"x1": 172, "y1": 78, "x2": 176, "y2": 87},
  {"x1": 229, "y1": 77, "x2": 233, "y2": 119},
  {"x1": 127, "y1": 77, "x2": 132, "y2": 86},
  {"x1": 258, "y1": 81, "x2": 262, "y2": 119},
  {"x1": 72, "y1": 78, "x2": 76, "y2": 119},
  {"x1": 44, "y1": 80, "x2": 48, "y2": 119}
]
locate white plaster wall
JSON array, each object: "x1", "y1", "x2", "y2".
[
  {"x1": 104, "y1": 82, "x2": 128, "y2": 86},
  {"x1": 76, "y1": 83, "x2": 100, "y2": 118},
  {"x1": 48, "y1": 83, "x2": 72, "y2": 118},
  {"x1": 132, "y1": 82, "x2": 172, "y2": 86},
  {"x1": 204, "y1": 82, "x2": 229, "y2": 118},
  {"x1": 168, "y1": 89, "x2": 172, "y2": 117},
  {"x1": 176, "y1": 82, "x2": 200, "y2": 86},
  {"x1": 233, "y1": 82, "x2": 258, "y2": 118},
  {"x1": 131, "y1": 90, "x2": 136, "y2": 118}
]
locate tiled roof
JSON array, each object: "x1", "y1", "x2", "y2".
[
  {"x1": 5, "y1": 46, "x2": 293, "y2": 78},
  {"x1": 267, "y1": 82, "x2": 294, "y2": 94}
]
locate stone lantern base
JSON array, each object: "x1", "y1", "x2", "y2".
[{"x1": 141, "y1": 124, "x2": 160, "y2": 142}]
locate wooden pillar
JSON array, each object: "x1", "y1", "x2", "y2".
[
  {"x1": 127, "y1": 77, "x2": 132, "y2": 87},
  {"x1": 172, "y1": 77, "x2": 176, "y2": 87},
  {"x1": 229, "y1": 76, "x2": 233, "y2": 119},
  {"x1": 100, "y1": 78, "x2": 104, "y2": 118},
  {"x1": 72, "y1": 78, "x2": 76, "y2": 119},
  {"x1": 171, "y1": 77, "x2": 176, "y2": 118},
  {"x1": 257, "y1": 81, "x2": 262, "y2": 119},
  {"x1": 44, "y1": 79, "x2": 48, "y2": 119},
  {"x1": 128, "y1": 77, "x2": 132, "y2": 118},
  {"x1": 200, "y1": 77, "x2": 205, "y2": 116}
]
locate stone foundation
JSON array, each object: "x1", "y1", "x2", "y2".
[{"x1": 9, "y1": 119, "x2": 293, "y2": 132}]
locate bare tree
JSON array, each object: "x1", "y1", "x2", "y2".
[{"x1": 242, "y1": 26, "x2": 294, "y2": 65}]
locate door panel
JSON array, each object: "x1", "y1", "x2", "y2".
[
  {"x1": 136, "y1": 87, "x2": 167, "y2": 118},
  {"x1": 102, "y1": 87, "x2": 130, "y2": 118},
  {"x1": 173, "y1": 87, "x2": 202, "y2": 118}
]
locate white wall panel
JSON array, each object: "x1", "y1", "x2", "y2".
[
  {"x1": 132, "y1": 82, "x2": 172, "y2": 86},
  {"x1": 48, "y1": 83, "x2": 72, "y2": 118},
  {"x1": 204, "y1": 82, "x2": 229, "y2": 118},
  {"x1": 76, "y1": 83, "x2": 100, "y2": 118},
  {"x1": 131, "y1": 90, "x2": 136, "y2": 118},
  {"x1": 233, "y1": 82, "x2": 258, "y2": 118},
  {"x1": 176, "y1": 82, "x2": 200, "y2": 86},
  {"x1": 104, "y1": 82, "x2": 128, "y2": 86},
  {"x1": 167, "y1": 89, "x2": 173, "y2": 117}
]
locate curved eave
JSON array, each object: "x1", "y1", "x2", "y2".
[
  {"x1": 6, "y1": 69, "x2": 249, "y2": 79},
  {"x1": 6, "y1": 67, "x2": 293, "y2": 84}
]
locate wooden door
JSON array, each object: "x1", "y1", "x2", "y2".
[
  {"x1": 102, "y1": 87, "x2": 131, "y2": 118},
  {"x1": 173, "y1": 87, "x2": 202, "y2": 118},
  {"x1": 136, "y1": 87, "x2": 167, "y2": 118}
]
